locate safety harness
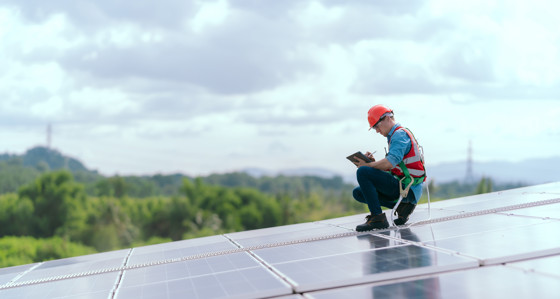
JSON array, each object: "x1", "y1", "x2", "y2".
[
  {"x1": 388, "y1": 127, "x2": 428, "y2": 226},
  {"x1": 389, "y1": 127, "x2": 426, "y2": 198}
]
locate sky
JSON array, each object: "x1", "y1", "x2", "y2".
[{"x1": 1, "y1": 0, "x2": 559, "y2": 179}]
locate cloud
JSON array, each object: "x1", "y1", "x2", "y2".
[
  {"x1": 13, "y1": 2, "x2": 318, "y2": 96},
  {"x1": 3, "y1": 0, "x2": 196, "y2": 30},
  {"x1": 322, "y1": 0, "x2": 426, "y2": 15},
  {"x1": 1, "y1": 0, "x2": 560, "y2": 176},
  {"x1": 12, "y1": 0, "x2": 558, "y2": 104},
  {"x1": 283, "y1": 0, "x2": 442, "y2": 46}
]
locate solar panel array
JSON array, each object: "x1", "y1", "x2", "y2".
[{"x1": 1, "y1": 182, "x2": 559, "y2": 298}]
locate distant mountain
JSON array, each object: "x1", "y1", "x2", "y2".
[
  {"x1": 243, "y1": 156, "x2": 560, "y2": 186},
  {"x1": 242, "y1": 167, "x2": 347, "y2": 180},
  {"x1": 0, "y1": 146, "x2": 93, "y2": 173},
  {"x1": 3, "y1": 146, "x2": 558, "y2": 187},
  {"x1": 0, "y1": 146, "x2": 102, "y2": 194},
  {"x1": 427, "y1": 157, "x2": 559, "y2": 185}
]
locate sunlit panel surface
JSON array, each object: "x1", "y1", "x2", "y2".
[
  {"x1": 0, "y1": 272, "x2": 118, "y2": 299},
  {"x1": 127, "y1": 235, "x2": 238, "y2": 266},
  {"x1": 19, "y1": 249, "x2": 130, "y2": 282},
  {"x1": 225, "y1": 222, "x2": 351, "y2": 248},
  {"x1": 0, "y1": 264, "x2": 37, "y2": 286},
  {"x1": 426, "y1": 220, "x2": 560, "y2": 264},
  {"x1": 507, "y1": 254, "x2": 560, "y2": 278},
  {"x1": 266, "y1": 242, "x2": 477, "y2": 292},
  {"x1": 117, "y1": 265, "x2": 291, "y2": 299},
  {"x1": 501, "y1": 202, "x2": 560, "y2": 220},
  {"x1": 0, "y1": 182, "x2": 558, "y2": 298},
  {"x1": 306, "y1": 265, "x2": 559, "y2": 299}
]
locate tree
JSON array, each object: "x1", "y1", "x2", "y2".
[
  {"x1": 95, "y1": 176, "x2": 129, "y2": 198},
  {"x1": 476, "y1": 177, "x2": 493, "y2": 194},
  {"x1": 0, "y1": 193, "x2": 34, "y2": 236},
  {"x1": 167, "y1": 196, "x2": 196, "y2": 240},
  {"x1": 0, "y1": 158, "x2": 40, "y2": 194},
  {"x1": 0, "y1": 236, "x2": 96, "y2": 268},
  {"x1": 18, "y1": 171, "x2": 86, "y2": 237},
  {"x1": 82, "y1": 198, "x2": 139, "y2": 251},
  {"x1": 239, "y1": 203, "x2": 262, "y2": 230}
]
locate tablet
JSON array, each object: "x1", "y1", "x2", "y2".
[{"x1": 346, "y1": 151, "x2": 373, "y2": 164}]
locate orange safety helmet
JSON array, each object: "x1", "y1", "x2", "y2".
[{"x1": 367, "y1": 105, "x2": 393, "y2": 130}]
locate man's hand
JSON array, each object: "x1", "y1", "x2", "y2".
[
  {"x1": 353, "y1": 151, "x2": 376, "y2": 168},
  {"x1": 353, "y1": 156, "x2": 368, "y2": 168},
  {"x1": 365, "y1": 151, "x2": 376, "y2": 162}
]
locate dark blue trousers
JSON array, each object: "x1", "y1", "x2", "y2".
[{"x1": 353, "y1": 166, "x2": 415, "y2": 215}]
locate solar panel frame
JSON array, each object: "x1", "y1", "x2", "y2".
[
  {"x1": 423, "y1": 219, "x2": 560, "y2": 265},
  {"x1": 115, "y1": 257, "x2": 293, "y2": 299},
  {"x1": 0, "y1": 263, "x2": 39, "y2": 286},
  {"x1": 499, "y1": 202, "x2": 560, "y2": 220},
  {"x1": 306, "y1": 264, "x2": 560, "y2": 299},
  {"x1": 266, "y1": 242, "x2": 478, "y2": 293},
  {"x1": 0, "y1": 272, "x2": 118, "y2": 299},
  {"x1": 14, "y1": 249, "x2": 130, "y2": 283},
  {"x1": 506, "y1": 254, "x2": 560, "y2": 278},
  {"x1": 225, "y1": 222, "x2": 352, "y2": 248},
  {"x1": 127, "y1": 235, "x2": 238, "y2": 266}
]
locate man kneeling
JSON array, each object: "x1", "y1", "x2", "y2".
[{"x1": 351, "y1": 105, "x2": 426, "y2": 231}]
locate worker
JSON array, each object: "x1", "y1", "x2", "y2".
[{"x1": 351, "y1": 105, "x2": 426, "y2": 231}]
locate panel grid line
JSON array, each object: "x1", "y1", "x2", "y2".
[
  {"x1": 223, "y1": 235, "x2": 297, "y2": 293},
  {"x1": 0, "y1": 196, "x2": 558, "y2": 292},
  {"x1": 5, "y1": 263, "x2": 43, "y2": 286},
  {"x1": 409, "y1": 197, "x2": 560, "y2": 227},
  {"x1": 110, "y1": 248, "x2": 134, "y2": 298}
]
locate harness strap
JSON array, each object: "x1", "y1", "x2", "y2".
[
  {"x1": 396, "y1": 161, "x2": 425, "y2": 198},
  {"x1": 399, "y1": 176, "x2": 414, "y2": 199}
]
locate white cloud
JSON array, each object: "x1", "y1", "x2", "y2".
[
  {"x1": 0, "y1": 0, "x2": 559, "y2": 178},
  {"x1": 498, "y1": 19, "x2": 560, "y2": 86},
  {"x1": 295, "y1": 1, "x2": 343, "y2": 28},
  {"x1": 190, "y1": 0, "x2": 230, "y2": 33}
]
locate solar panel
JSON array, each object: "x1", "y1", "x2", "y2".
[
  {"x1": 423, "y1": 218, "x2": 560, "y2": 265},
  {"x1": 0, "y1": 272, "x2": 118, "y2": 299},
  {"x1": 306, "y1": 264, "x2": 560, "y2": 298},
  {"x1": 504, "y1": 202, "x2": 560, "y2": 219},
  {"x1": 20, "y1": 249, "x2": 130, "y2": 282},
  {"x1": 116, "y1": 255, "x2": 291, "y2": 298},
  {"x1": 127, "y1": 235, "x2": 238, "y2": 266},
  {"x1": 0, "y1": 182, "x2": 558, "y2": 298},
  {"x1": 266, "y1": 242, "x2": 477, "y2": 293},
  {"x1": 507, "y1": 254, "x2": 560, "y2": 277},
  {"x1": 225, "y1": 222, "x2": 351, "y2": 248},
  {"x1": 0, "y1": 264, "x2": 38, "y2": 286}
]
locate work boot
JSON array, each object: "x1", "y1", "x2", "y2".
[
  {"x1": 356, "y1": 213, "x2": 389, "y2": 232},
  {"x1": 394, "y1": 202, "x2": 416, "y2": 225}
]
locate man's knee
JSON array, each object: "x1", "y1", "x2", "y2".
[
  {"x1": 356, "y1": 166, "x2": 371, "y2": 178},
  {"x1": 352, "y1": 187, "x2": 363, "y2": 202}
]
